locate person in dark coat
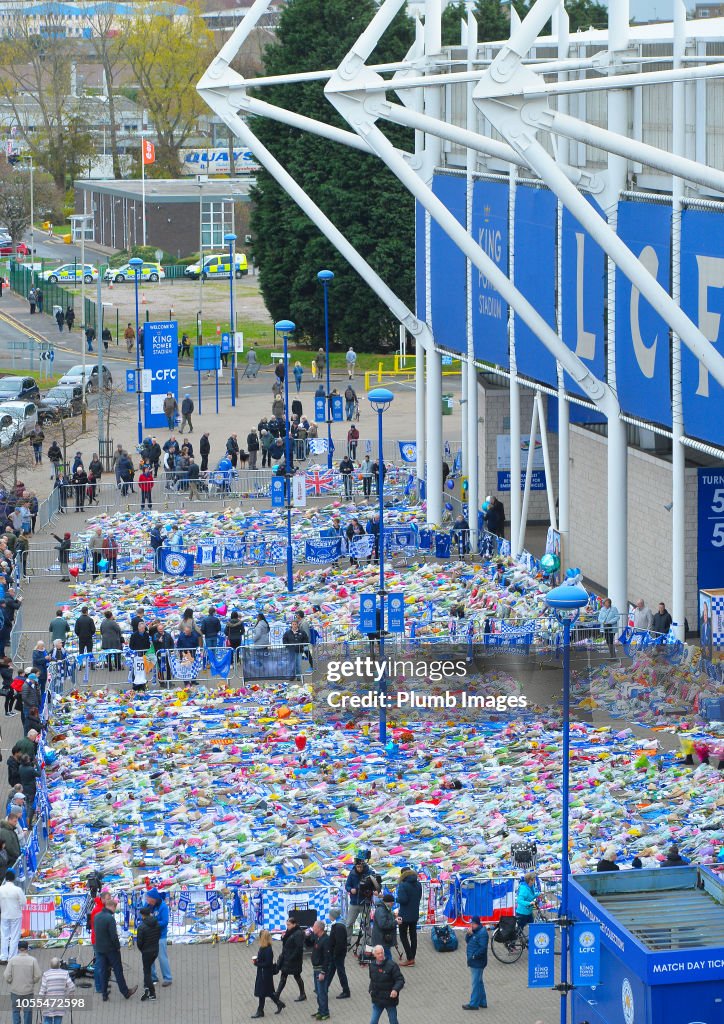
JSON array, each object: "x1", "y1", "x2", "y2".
[
  {"x1": 199, "y1": 433, "x2": 211, "y2": 472},
  {"x1": 368, "y1": 944, "x2": 405, "y2": 1024},
  {"x1": 100, "y1": 611, "x2": 124, "y2": 671},
  {"x1": 136, "y1": 905, "x2": 160, "y2": 1001},
  {"x1": 252, "y1": 929, "x2": 284, "y2": 1017},
  {"x1": 129, "y1": 622, "x2": 152, "y2": 653},
  {"x1": 396, "y1": 868, "x2": 422, "y2": 965},
  {"x1": 596, "y1": 847, "x2": 620, "y2": 872},
  {"x1": 200, "y1": 607, "x2": 222, "y2": 649},
  {"x1": 661, "y1": 844, "x2": 690, "y2": 867},
  {"x1": 74, "y1": 607, "x2": 96, "y2": 656},
  {"x1": 307, "y1": 921, "x2": 331, "y2": 1020},
  {"x1": 275, "y1": 915, "x2": 305, "y2": 1002},
  {"x1": 94, "y1": 895, "x2": 137, "y2": 1001},
  {"x1": 463, "y1": 916, "x2": 488, "y2": 1011},
  {"x1": 326, "y1": 908, "x2": 350, "y2": 999},
  {"x1": 371, "y1": 893, "x2": 397, "y2": 960}
]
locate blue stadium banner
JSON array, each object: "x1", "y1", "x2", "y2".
[
  {"x1": 305, "y1": 538, "x2": 342, "y2": 564},
  {"x1": 271, "y1": 477, "x2": 285, "y2": 508},
  {"x1": 330, "y1": 395, "x2": 344, "y2": 422},
  {"x1": 514, "y1": 185, "x2": 557, "y2": 386},
  {"x1": 561, "y1": 199, "x2": 605, "y2": 396},
  {"x1": 697, "y1": 467, "x2": 724, "y2": 591},
  {"x1": 430, "y1": 175, "x2": 467, "y2": 355},
  {"x1": 571, "y1": 923, "x2": 600, "y2": 987},
  {"x1": 615, "y1": 201, "x2": 672, "y2": 425},
  {"x1": 386, "y1": 593, "x2": 405, "y2": 633},
  {"x1": 359, "y1": 594, "x2": 378, "y2": 633},
  {"x1": 144, "y1": 320, "x2": 179, "y2": 429},
  {"x1": 472, "y1": 179, "x2": 509, "y2": 367},
  {"x1": 528, "y1": 923, "x2": 556, "y2": 988},
  {"x1": 125, "y1": 369, "x2": 136, "y2": 393},
  {"x1": 681, "y1": 207, "x2": 724, "y2": 448},
  {"x1": 314, "y1": 395, "x2": 326, "y2": 423},
  {"x1": 158, "y1": 550, "x2": 194, "y2": 576}
]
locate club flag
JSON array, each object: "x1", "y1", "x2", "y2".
[
  {"x1": 142, "y1": 139, "x2": 155, "y2": 165},
  {"x1": 398, "y1": 442, "x2": 417, "y2": 463},
  {"x1": 159, "y1": 550, "x2": 195, "y2": 576},
  {"x1": 143, "y1": 641, "x2": 157, "y2": 675},
  {"x1": 206, "y1": 646, "x2": 233, "y2": 679}
]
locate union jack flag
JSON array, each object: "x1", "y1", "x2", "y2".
[{"x1": 306, "y1": 469, "x2": 335, "y2": 495}]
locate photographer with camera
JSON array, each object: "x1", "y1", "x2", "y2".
[{"x1": 344, "y1": 854, "x2": 379, "y2": 933}]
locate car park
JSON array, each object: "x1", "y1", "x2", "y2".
[
  {"x1": 103, "y1": 261, "x2": 165, "y2": 283},
  {"x1": 0, "y1": 239, "x2": 30, "y2": 257},
  {"x1": 37, "y1": 384, "x2": 84, "y2": 424},
  {"x1": 58, "y1": 364, "x2": 113, "y2": 393},
  {"x1": 41, "y1": 263, "x2": 98, "y2": 284},
  {"x1": 0, "y1": 376, "x2": 41, "y2": 402},
  {"x1": 0, "y1": 401, "x2": 38, "y2": 438},
  {"x1": 184, "y1": 252, "x2": 248, "y2": 279}
]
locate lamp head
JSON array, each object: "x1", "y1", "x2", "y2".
[
  {"x1": 129, "y1": 257, "x2": 143, "y2": 268},
  {"x1": 544, "y1": 582, "x2": 589, "y2": 618},
  {"x1": 368, "y1": 387, "x2": 394, "y2": 413},
  {"x1": 224, "y1": 233, "x2": 236, "y2": 244},
  {"x1": 317, "y1": 269, "x2": 334, "y2": 283},
  {"x1": 274, "y1": 320, "x2": 296, "y2": 333}
]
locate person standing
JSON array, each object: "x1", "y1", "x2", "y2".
[
  {"x1": 274, "y1": 915, "x2": 305, "y2": 1003},
  {"x1": 514, "y1": 872, "x2": 540, "y2": 930},
  {"x1": 252, "y1": 929, "x2": 285, "y2": 1018},
  {"x1": 308, "y1": 920, "x2": 331, "y2": 1022},
  {"x1": 652, "y1": 602, "x2": 673, "y2": 634},
  {"x1": 28, "y1": 426, "x2": 44, "y2": 466},
  {"x1": 597, "y1": 598, "x2": 619, "y2": 657},
  {"x1": 339, "y1": 454, "x2": 354, "y2": 499},
  {"x1": 326, "y1": 908, "x2": 350, "y2": 1000},
  {"x1": 124, "y1": 323, "x2": 135, "y2": 352},
  {"x1": 596, "y1": 848, "x2": 620, "y2": 873},
  {"x1": 632, "y1": 599, "x2": 653, "y2": 632},
  {"x1": 293, "y1": 361, "x2": 304, "y2": 392},
  {"x1": 360, "y1": 455, "x2": 373, "y2": 498},
  {"x1": 347, "y1": 424, "x2": 359, "y2": 460},
  {"x1": 28, "y1": 287, "x2": 37, "y2": 315},
  {"x1": 74, "y1": 607, "x2": 96, "y2": 657},
  {"x1": 162, "y1": 393, "x2": 177, "y2": 431},
  {"x1": 0, "y1": 870, "x2": 25, "y2": 965},
  {"x1": 247, "y1": 430, "x2": 260, "y2": 470},
  {"x1": 226, "y1": 434, "x2": 240, "y2": 468},
  {"x1": 179, "y1": 393, "x2": 194, "y2": 434},
  {"x1": 200, "y1": 607, "x2": 222, "y2": 649},
  {"x1": 94, "y1": 895, "x2": 137, "y2": 1001},
  {"x1": 368, "y1": 944, "x2": 404, "y2": 1024},
  {"x1": 199, "y1": 433, "x2": 211, "y2": 473},
  {"x1": 136, "y1": 905, "x2": 160, "y2": 1002},
  {"x1": 4, "y1": 939, "x2": 40, "y2": 1024},
  {"x1": 462, "y1": 915, "x2": 488, "y2": 1011},
  {"x1": 145, "y1": 888, "x2": 172, "y2": 988},
  {"x1": 37, "y1": 957, "x2": 76, "y2": 1020},
  {"x1": 35, "y1": 288, "x2": 43, "y2": 314},
  {"x1": 345, "y1": 346, "x2": 357, "y2": 379},
  {"x1": 371, "y1": 893, "x2": 398, "y2": 961},
  {"x1": 100, "y1": 611, "x2": 124, "y2": 671},
  {"x1": 316, "y1": 347, "x2": 326, "y2": 381},
  {"x1": 139, "y1": 468, "x2": 154, "y2": 510},
  {"x1": 485, "y1": 495, "x2": 505, "y2": 538},
  {"x1": 396, "y1": 868, "x2": 422, "y2": 966}
]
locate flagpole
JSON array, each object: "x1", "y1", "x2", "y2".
[{"x1": 141, "y1": 137, "x2": 147, "y2": 246}]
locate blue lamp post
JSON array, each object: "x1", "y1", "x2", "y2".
[
  {"x1": 225, "y1": 232, "x2": 237, "y2": 408},
  {"x1": 317, "y1": 270, "x2": 334, "y2": 470},
  {"x1": 275, "y1": 319, "x2": 296, "y2": 592},
  {"x1": 368, "y1": 387, "x2": 394, "y2": 744},
  {"x1": 129, "y1": 257, "x2": 144, "y2": 445},
  {"x1": 543, "y1": 578, "x2": 589, "y2": 1024}
]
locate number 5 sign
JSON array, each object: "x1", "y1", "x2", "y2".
[{"x1": 697, "y1": 469, "x2": 724, "y2": 590}]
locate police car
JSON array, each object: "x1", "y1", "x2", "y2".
[
  {"x1": 184, "y1": 252, "x2": 248, "y2": 280},
  {"x1": 103, "y1": 261, "x2": 165, "y2": 283},
  {"x1": 42, "y1": 263, "x2": 99, "y2": 284}
]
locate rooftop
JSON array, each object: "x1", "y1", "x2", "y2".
[{"x1": 74, "y1": 177, "x2": 255, "y2": 202}]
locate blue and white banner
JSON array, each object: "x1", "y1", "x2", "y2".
[
  {"x1": 386, "y1": 593, "x2": 405, "y2": 633},
  {"x1": 528, "y1": 923, "x2": 556, "y2": 988},
  {"x1": 159, "y1": 550, "x2": 194, "y2": 576},
  {"x1": 561, "y1": 199, "x2": 605, "y2": 396},
  {"x1": 305, "y1": 538, "x2": 342, "y2": 563},
  {"x1": 195, "y1": 543, "x2": 218, "y2": 565},
  {"x1": 398, "y1": 441, "x2": 417, "y2": 463},
  {"x1": 359, "y1": 594, "x2": 378, "y2": 633},
  {"x1": 314, "y1": 395, "x2": 326, "y2": 422},
  {"x1": 515, "y1": 185, "x2": 557, "y2": 385},
  {"x1": 309, "y1": 437, "x2": 333, "y2": 455},
  {"x1": 222, "y1": 541, "x2": 246, "y2": 564},
  {"x1": 615, "y1": 201, "x2": 672, "y2": 425},
  {"x1": 143, "y1": 320, "x2": 179, "y2": 429},
  {"x1": 206, "y1": 647, "x2": 233, "y2": 679},
  {"x1": 387, "y1": 528, "x2": 417, "y2": 552},
  {"x1": 350, "y1": 535, "x2": 375, "y2": 560},
  {"x1": 473, "y1": 179, "x2": 509, "y2": 366},
  {"x1": 435, "y1": 533, "x2": 451, "y2": 559},
  {"x1": 571, "y1": 923, "x2": 600, "y2": 987}
]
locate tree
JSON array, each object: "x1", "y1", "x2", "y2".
[
  {"x1": 250, "y1": 0, "x2": 416, "y2": 350},
  {"x1": 444, "y1": 0, "x2": 608, "y2": 46},
  {"x1": 0, "y1": 158, "x2": 63, "y2": 245},
  {"x1": 84, "y1": 6, "x2": 126, "y2": 179},
  {"x1": 122, "y1": 3, "x2": 216, "y2": 177},
  {"x1": 0, "y1": 12, "x2": 95, "y2": 188}
]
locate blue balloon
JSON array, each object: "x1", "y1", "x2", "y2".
[
  {"x1": 446, "y1": 478, "x2": 455, "y2": 490},
  {"x1": 445, "y1": 502, "x2": 453, "y2": 511}
]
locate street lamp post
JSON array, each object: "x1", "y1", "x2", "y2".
[
  {"x1": 225, "y1": 232, "x2": 237, "y2": 408},
  {"x1": 543, "y1": 579, "x2": 590, "y2": 1024},
  {"x1": 275, "y1": 319, "x2": 296, "y2": 593},
  {"x1": 130, "y1": 257, "x2": 144, "y2": 445},
  {"x1": 317, "y1": 270, "x2": 334, "y2": 470},
  {"x1": 368, "y1": 387, "x2": 394, "y2": 744}
]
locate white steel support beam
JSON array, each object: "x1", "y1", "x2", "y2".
[
  {"x1": 426, "y1": 347, "x2": 444, "y2": 525},
  {"x1": 672, "y1": 0, "x2": 687, "y2": 642},
  {"x1": 465, "y1": 1, "x2": 479, "y2": 551}
]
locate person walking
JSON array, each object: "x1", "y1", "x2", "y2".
[
  {"x1": 252, "y1": 929, "x2": 285, "y2": 1018},
  {"x1": 64, "y1": 306, "x2": 75, "y2": 332},
  {"x1": 55, "y1": 307, "x2": 64, "y2": 333},
  {"x1": 368, "y1": 945, "x2": 405, "y2": 1024},
  {"x1": 179, "y1": 332, "x2": 191, "y2": 359},
  {"x1": 85, "y1": 325, "x2": 95, "y2": 353},
  {"x1": 162, "y1": 393, "x2": 178, "y2": 431},
  {"x1": 37, "y1": 957, "x2": 76, "y2": 1021},
  {"x1": 347, "y1": 424, "x2": 359, "y2": 460},
  {"x1": 94, "y1": 895, "x2": 137, "y2": 1001},
  {"x1": 462, "y1": 915, "x2": 489, "y2": 1011},
  {"x1": 396, "y1": 868, "x2": 422, "y2": 966},
  {"x1": 136, "y1": 905, "x2": 160, "y2": 1002},
  {"x1": 145, "y1": 888, "x2": 172, "y2": 988},
  {"x1": 308, "y1": 920, "x2": 331, "y2": 1022},
  {"x1": 179, "y1": 392, "x2": 194, "y2": 434},
  {"x1": 598, "y1": 598, "x2": 619, "y2": 657},
  {"x1": 0, "y1": 870, "x2": 26, "y2": 965},
  {"x1": 124, "y1": 323, "x2": 135, "y2": 353},
  {"x1": 344, "y1": 384, "x2": 357, "y2": 421},
  {"x1": 4, "y1": 939, "x2": 41, "y2": 1024},
  {"x1": 346, "y1": 346, "x2": 357, "y2": 379},
  {"x1": 515, "y1": 872, "x2": 540, "y2": 929},
  {"x1": 326, "y1": 908, "x2": 350, "y2": 1000},
  {"x1": 316, "y1": 347, "x2": 326, "y2": 381},
  {"x1": 275, "y1": 915, "x2": 305, "y2": 1004},
  {"x1": 28, "y1": 426, "x2": 44, "y2": 466}
]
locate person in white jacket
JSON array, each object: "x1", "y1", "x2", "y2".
[
  {"x1": 0, "y1": 870, "x2": 27, "y2": 963},
  {"x1": 597, "y1": 598, "x2": 620, "y2": 657}
]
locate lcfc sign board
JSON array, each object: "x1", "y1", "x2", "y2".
[
  {"x1": 561, "y1": 198, "x2": 605, "y2": 398},
  {"x1": 143, "y1": 320, "x2": 179, "y2": 429}
]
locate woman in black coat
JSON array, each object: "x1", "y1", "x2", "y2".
[{"x1": 252, "y1": 929, "x2": 284, "y2": 1017}]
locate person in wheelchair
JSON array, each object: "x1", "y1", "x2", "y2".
[{"x1": 514, "y1": 872, "x2": 540, "y2": 931}]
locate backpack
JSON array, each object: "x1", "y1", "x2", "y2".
[{"x1": 431, "y1": 924, "x2": 458, "y2": 952}]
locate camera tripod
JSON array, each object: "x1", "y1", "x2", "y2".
[{"x1": 59, "y1": 891, "x2": 96, "y2": 985}]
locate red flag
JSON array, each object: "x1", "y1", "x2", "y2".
[{"x1": 141, "y1": 139, "x2": 155, "y2": 166}]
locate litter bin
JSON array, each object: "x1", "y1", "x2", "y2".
[
  {"x1": 442, "y1": 394, "x2": 453, "y2": 416},
  {"x1": 569, "y1": 867, "x2": 724, "y2": 1024}
]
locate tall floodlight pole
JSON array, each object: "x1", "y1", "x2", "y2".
[
  {"x1": 130, "y1": 257, "x2": 144, "y2": 445},
  {"x1": 317, "y1": 270, "x2": 334, "y2": 470},
  {"x1": 275, "y1": 319, "x2": 296, "y2": 592},
  {"x1": 368, "y1": 387, "x2": 394, "y2": 744},
  {"x1": 225, "y1": 232, "x2": 237, "y2": 407}
]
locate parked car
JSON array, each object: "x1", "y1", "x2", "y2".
[
  {"x1": 0, "y1": 239, "x2": 30, "y2": 257},
  {"x1": 184, "y1": 252, "x2": 248, "y2": 280},
  {"x1": 58, "y1": 364, "x2": 113, "y2": 393},
  {"x1": 41, "y1": 263, "x2": 98, "y2": 284},
  {"x1": 103, "y1": 261, "x2": 165, "y2": 283},
  {"x1": 0, "y1": 376, "x2": 40, "y2": 402},
  {"x1": 0, "y1": 402, "x2": 38, "y2": 438},
  {"x1": 0, "y1": 413, "x2": 21, "y2": 448},
  {"x1": 37, "y1": 384, "x2": 84, "y2": 425}
]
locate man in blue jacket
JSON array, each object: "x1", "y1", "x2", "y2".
[
  {"x1": 145, "y1": 888, "x2": 172, "y2": 987},
  {"x1": 463, "y1": 915, "x2": 488, "y2": 1010},
  {"x1": 345, "y1": 858, "x2": 378, "y2": 933}
]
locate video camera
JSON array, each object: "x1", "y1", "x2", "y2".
[
  {"x1": 87, "y1": 870, "x2": 104, "y2": 898},
  {"x1": 358, "y1": 871, "x2": 382, "y2": 902}
]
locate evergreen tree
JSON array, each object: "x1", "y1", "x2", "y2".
[{"x1": 250, "y1": 0, "x2": 415, "y2": 349}]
